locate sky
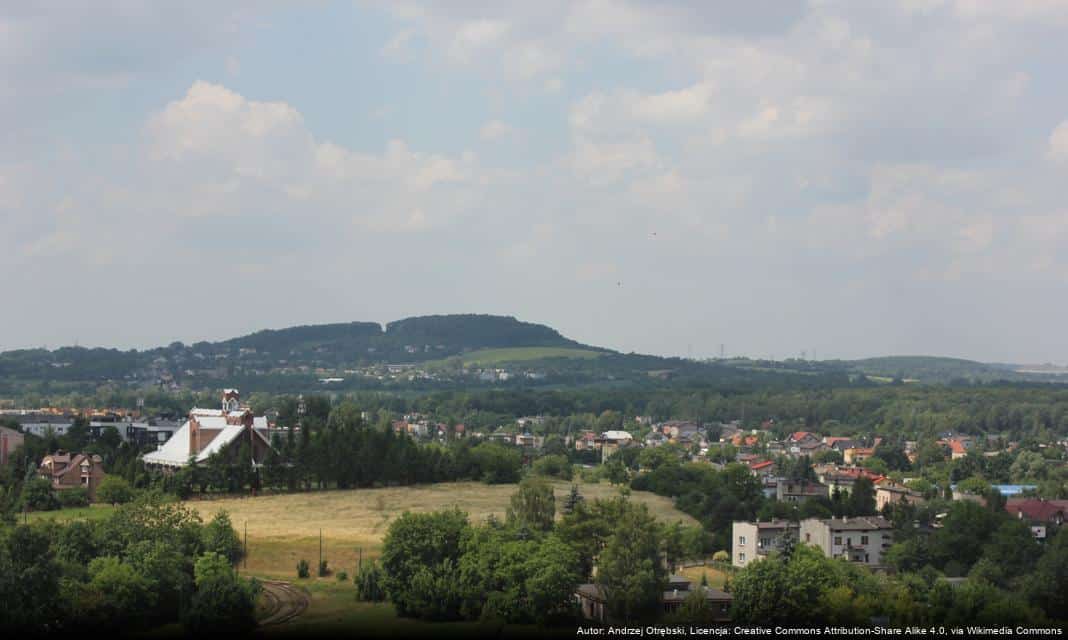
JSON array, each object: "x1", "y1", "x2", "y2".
[{"x1": 2, "y1": 1, "x2": 1068, "y2": 363}]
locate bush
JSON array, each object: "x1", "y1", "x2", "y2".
[
  {"x1": 20, "y1": 477, "x2": 59, "y2": 511},
  {"x1": 336, "y1": 570, "x2": 348, "y2": 582},
  {"x1": 57, "y1": 488, "x2": 89, "y2": 508},
  {"x1": 96, "y1": 476, "x2": 135, "y2": 505},
  {"x1": 532, "y1": 455, "x2": 573, "y2": 480},
  {"x1": 86, "y1": 556, "x2": 158, "y2": 628},
  {"x1": 183, "y1": 553, "x2": 260, "y2": 634},
  {"x1": 297, "y1": 559, "x2": 310, "y2": 578},
  {"x1": 355, "y1": 561, "x2": 386, "y2": 602},
  {"x1": 318, "y1": 559, "x2": 329, "y2": 577},
  {"x1": 201, "y1": 511, "x2": 243, "y2": 564}
]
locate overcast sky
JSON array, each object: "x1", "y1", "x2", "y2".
[{"x1": 3, "y1": 1, "x2": 1068, "y2": 363}]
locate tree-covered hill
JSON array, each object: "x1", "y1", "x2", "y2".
[
  {"x1": 2, "y1": 316, "x2": 1065, "y2": 394},
  {"x1": 840, "y1": 355, "x2": 1066, "y2": 384},
  {"x1": 0, "y1": 315, "x2": 612, "y2": 391}
]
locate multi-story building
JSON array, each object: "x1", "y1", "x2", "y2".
[
  {"x1": 731, "y1": 520, "x2": 800, "y2": 567},
  {"x1": 776, "y1": 479, "x2": 829, "y2": 503},
  {"x1": 799, "y1": 516, "x2": 894, "y2": 566},
  {"x1": 0, "y1": 426, "x2": 25, "y2": 466},
  {"x1": 875, "y1": 479, "x2": 926, "y2": 511}
]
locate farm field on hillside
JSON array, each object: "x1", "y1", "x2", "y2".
[
  {"x1": 447, "y1": 346, "x2": 604, "y2": 366},
  {"x1": 193, "y1": 481, "x2": 694, "y2": 577},
  {"x1": 27, "y1": 481, "x2": 695, "y2": 578}
]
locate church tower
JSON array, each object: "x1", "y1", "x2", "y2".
[{"x1": 222, "y1": 388, "x2": 241, "y2": 412}]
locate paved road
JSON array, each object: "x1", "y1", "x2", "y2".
[{"x1": 258, "y1": 580, "x2": 310, "y2": 626}]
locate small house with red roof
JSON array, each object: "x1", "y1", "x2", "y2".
[{"x1": 1005, "y1": 498, "x2": 1068, "y2": 539}]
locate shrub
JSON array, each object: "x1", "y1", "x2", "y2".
[
  {"x1": 318, "y1": 559, "x2": 330, "y2": 577},
  {"x1": 355, "y1": 561, "x2": 386, "y2": 602},
  {"x1": 712, "y1": 550, "x2": 730, "y2": 563},
  {"x1": 20, "y1": 477, "x2": 59, "y2": 511},
  {"x1": 297, "y1": 559, "x2": 310, "y2": 579},
  {"x1": 201, "y1": 511, "x2": 243, "y2": 564},
  {"x1": 57, "y1": 488, "x2": 89, "y2": 508},
  {"x1": 336, "y1": 570, "x2": 348, "y2": 582},
  {"x1": 532, "y1": 454, "x2": 573, "y2": 480},
  {"x1": 96, "y1": 476, "x2": 135, "y2": 505},
  {"x1": 183, "y1": 553, "x2": 260, "y2": 634},
  {"x1": 86, "y1": 556, "x2": 158, "y2": 628}
]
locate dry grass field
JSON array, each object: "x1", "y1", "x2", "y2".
[{"x1": 187, "y1": 481, "x2": 696, "y2": 578}]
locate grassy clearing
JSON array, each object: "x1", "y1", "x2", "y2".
[
  {"x1": 675, "y1": 564, "x2": 728, "y2": 589},
  {"x1": 27, "y1": 482, "x2": 696, "y2": 635},
  {"x1": 22, "y1": 481, "x2": 693, "y2": 579},
  {"x1": 197, "y1": 480, "x2": 695, "y2": 578},
  {"x1": 24, "y1": 503, "x2": 117, "y2": 523},
  {"x1": 452, "y1": 347, "x2": 604, "y2": 366}
]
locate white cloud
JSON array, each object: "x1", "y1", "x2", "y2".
[
  {"x1": 140, "y1": 82, "x2": 487, "y2": 231},
  {"x1": 630, "y1": 83, "x2": 714, "y2": 124},
  {"x1": 479, "y1": 119, "x2": 515, "y2": 141},
  {"x1": 567, "y1": 135, "x2": 660, "y2": 185},
  {"x1": 1049, "y1": 120, "x2": 1068, "y2": 161},
  {"x1": 447, "y1": 19, "x2": 511, "y2": 62}
]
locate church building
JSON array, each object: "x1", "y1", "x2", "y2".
[{"x1": 142, "y1": 389, "x2": 272, "y2": 470}]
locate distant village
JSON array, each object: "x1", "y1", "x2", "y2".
[{"x1": 4, "y1": 393, "x2": 1065, "y2": 576}]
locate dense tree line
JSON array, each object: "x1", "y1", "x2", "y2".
[
  {"x1": 0, "y1": 494, "x2": 257, "y2": 634},
  {"x1": 379, "y1": 481, "x2": 704, "y2": 626}
]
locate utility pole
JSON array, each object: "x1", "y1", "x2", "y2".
[{"x1": 244, "y1": 521, "x2": 248, "y2": 570}]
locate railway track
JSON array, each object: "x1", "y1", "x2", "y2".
[{"x1": 258, "y1": 580, "x2": 310, "y2": 626}]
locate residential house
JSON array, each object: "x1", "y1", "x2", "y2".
[
  {"x1": 661, "y1": 420, "x2": 702, "y2": 442},
  {"x1": 574, "y1": 431, "x2": 599, "y2": 451},
  {"x1": 747, "y1": 459, "x2": 776, "y2": 478},
  {"x1": 731, "y1": 432, "x2": 760, "y2": 449},
  {"x1": 142, "y1": 389, "x2": 273, "y2": 470},
  {"x1": 515, "y1": 432, "x2": 541, "y2": 448},
  {"x1": 788, "y1": 431, "x2": 821, "y2": 446},
  {"x1": 823, "y1": 436, "x2": 856, "y2": 452},
  {"x1": 601, "y1": 430, "x2": 634, "y2": 463},
  {"x1": 38, "y1": 450, "x2": 106, "y2": 499},
  {"x1": 732, "y1": 520, "x2": 800, "y2": 567},
  {"x1": 844, "y1": 447, "x2": 876, "y2": 465},
  {"x1": 575, "y1": 576, "x2": 731, "y2": 623},
  {"x1": 776, "y1": 479, "x2": 829, "y2": 503},
  {"x1": 875, "y1": 479, "x2": 926, "y2": 511},
  {"x1": 748, "y1": 460, "x2": 778, "y2": 498},
  {"x1": 786, "y1": 431, "x2": 828, "y2": 458},
  {"x1": 815, "y1": 465, "x2": 884, "y2": 496},
  {"x1": 945, "y1": 439, "x2": 969, "y2": 460},
  {"x1": 800, "y1": 516, "x2": 894, "y2": 565},
  {"x1": 1004, "y1": 498, "x2": 1068, "y2": 539},
  {"x1": 644, "y1": 431, "x2": 668, "y2": 448},
  {"x1": 485, "y1": 432, "x2": 515, "y2": 445}
]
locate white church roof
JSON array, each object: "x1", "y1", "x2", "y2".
[{"x1": 142, "y1": 418, "x2": 270, "y2": 467}]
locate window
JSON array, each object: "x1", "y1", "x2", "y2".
[
  {"x1": 739, "y1": 552, "x2": 746, "y2": 563},
  {"x1": 739, "y1": 536, "x2": 747, "y2": 546},
  {"x1": 861, "y1": 535, "x2": 869, "y2": 545},
  {"x1": 805, "y1": 533, "x2": 811, "y2": 542},
  {"x1": 834, "y1": 536, "x2": 842, "y2": 545},
  {"x1": 759, "y1": 537, "x2": 770, "y2": 548}
]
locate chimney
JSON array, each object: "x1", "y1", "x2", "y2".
[{"x1": 189, "y1": 416, "x2": 200, "y2": 456}]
